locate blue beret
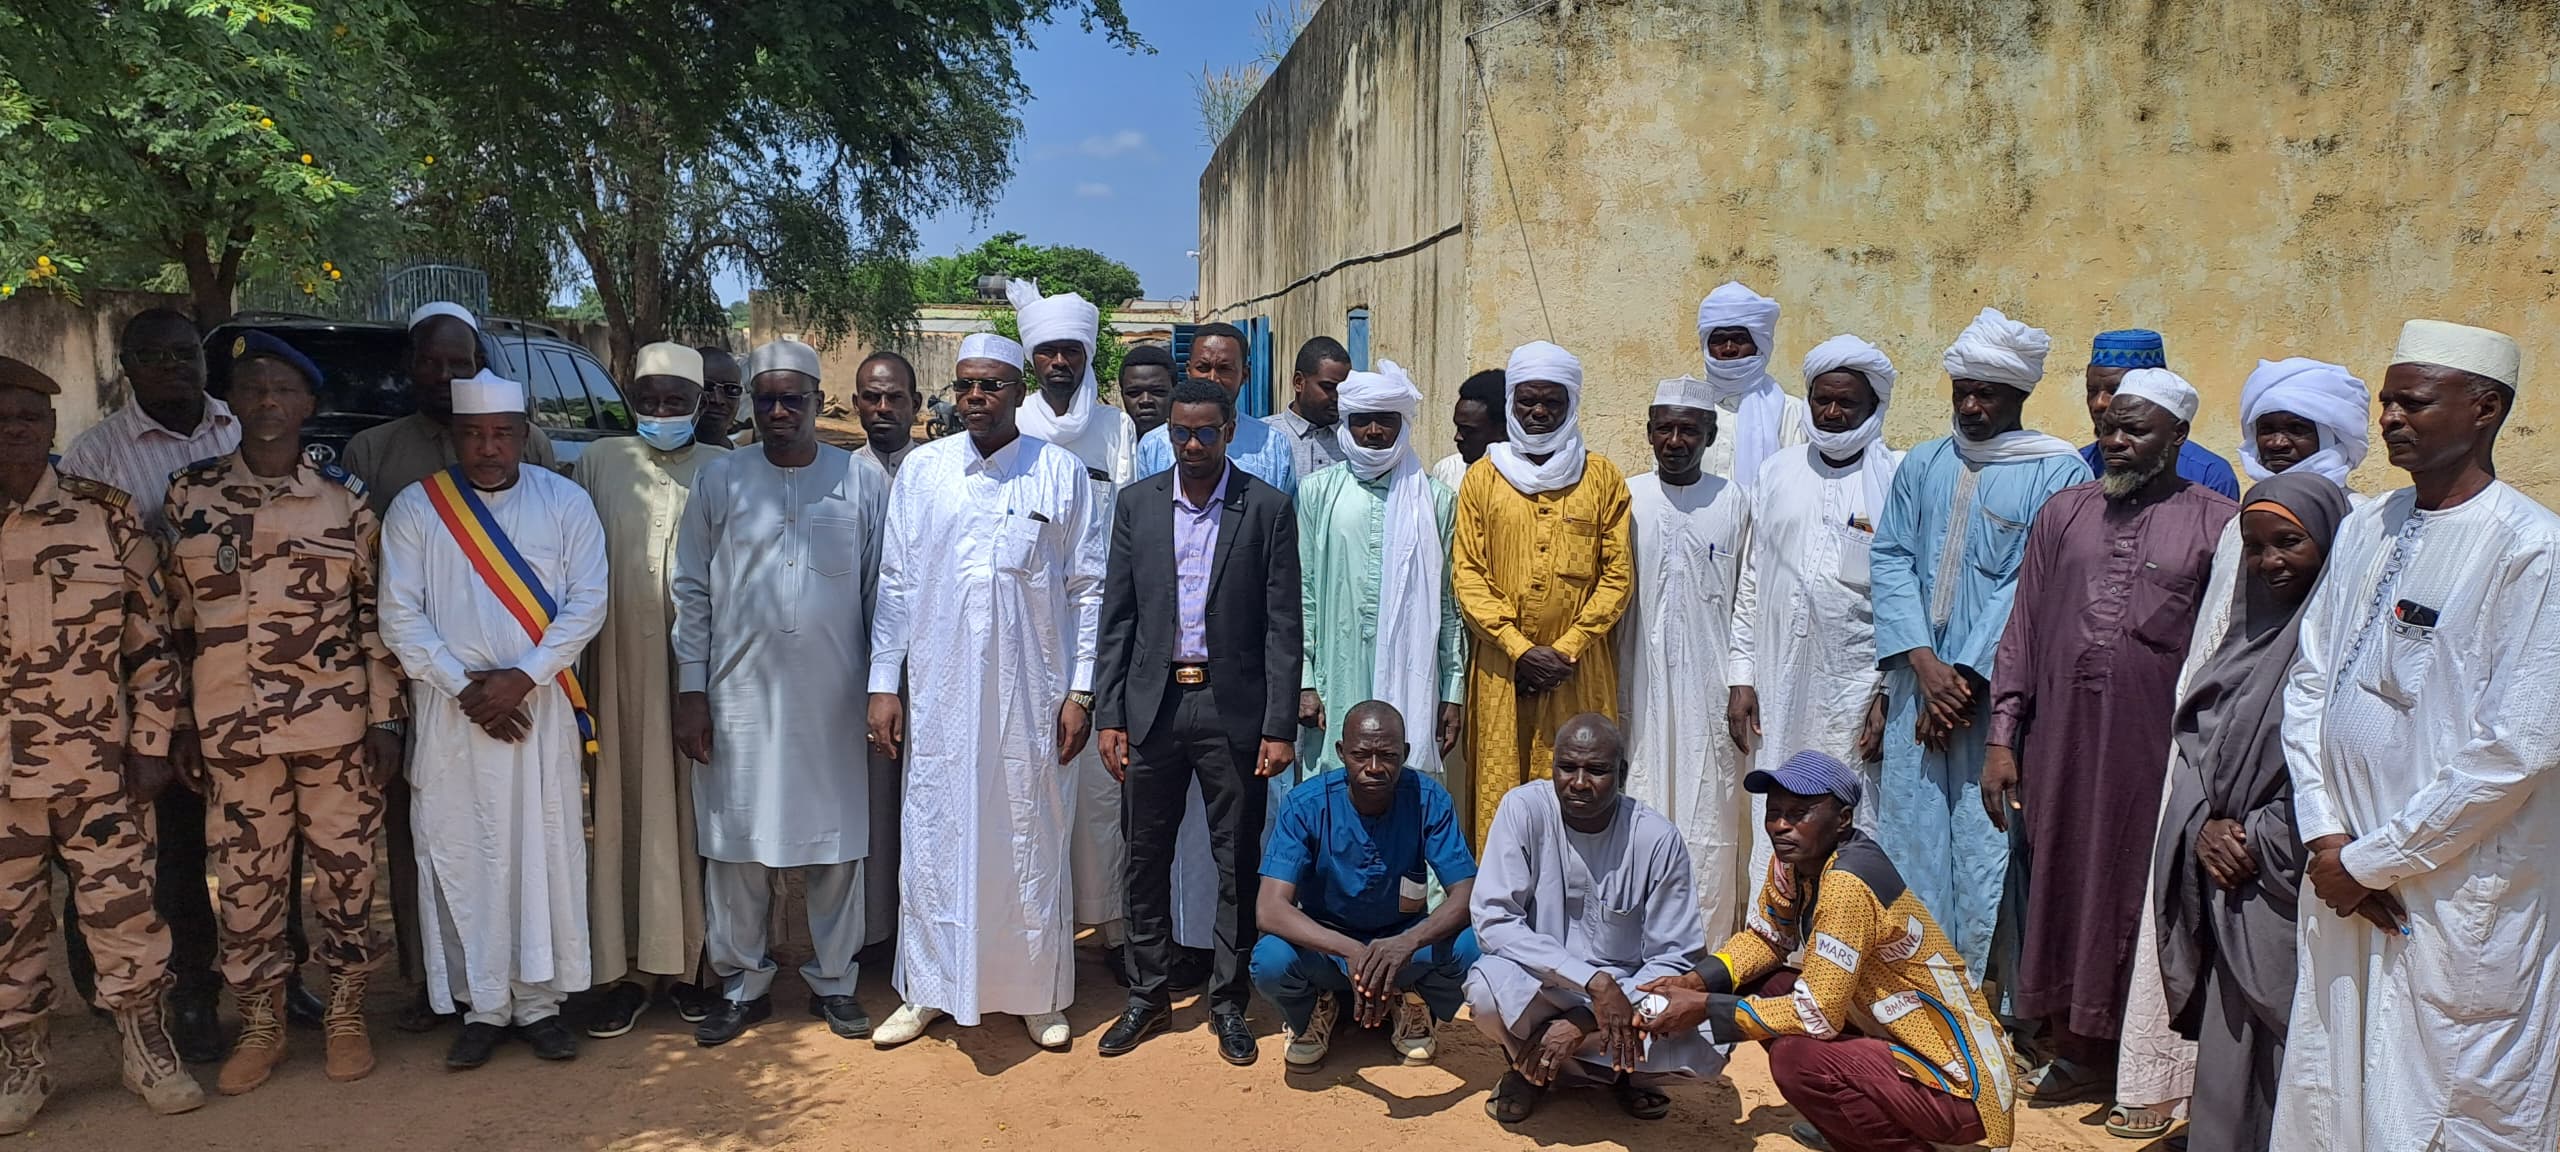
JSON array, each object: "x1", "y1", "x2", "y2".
[
  {"x1": 229, "y1": 330, "x2": 323, "y2": 389},
  {"x1": 2090, "y1": 329, "x2": 2166, "y2": 370}
]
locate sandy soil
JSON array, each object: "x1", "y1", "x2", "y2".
[{"x1": 19, "y1": 931, "x2": 2162, "y2": 1152}]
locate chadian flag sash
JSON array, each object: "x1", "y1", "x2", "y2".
[{"x1": 421, "y1": 467, "x2": 598, "y2": 754}]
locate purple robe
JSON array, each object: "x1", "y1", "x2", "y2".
[{"x1": 1988, "y1": 479, "x2": 2235, "y2": 1040}]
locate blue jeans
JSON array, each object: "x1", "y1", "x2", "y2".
[{"x1": 1249, "y1": 928, "x2": 1480, "y2": 1034}]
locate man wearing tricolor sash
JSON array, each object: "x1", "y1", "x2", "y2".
[{"x1": 378, "y1": 369, "x2": 609, "y2": 1070}]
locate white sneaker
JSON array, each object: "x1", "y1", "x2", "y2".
[
  {"x1": 1284, "y1": 993, "x2": 1338, "y2": 1069},
  {"x1": 1024, "y1": 1012, "x2": 1071, "y2": 1050},
  {"x1": 1390, "y1": 992, "x2": 1438, "y2": 1065},
  {"x1": 871, "y1": 1003, "x2": 943, "y2": 1048}
]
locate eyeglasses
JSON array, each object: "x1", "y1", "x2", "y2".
[
  {"x1": 950, "y1": 377, "x2": 1013, "y2": 396},
  {"x1": 751, "y1": 391, "x2": 817, "y2": 412},
  {"x1": 1165, "y1": 424, "x2": 1226, "y2": 447},
  {"x1": 708, "y1": 383, "x2": 743, "y2": 398},
  {"x1": 126, "y1": 348, "x2": 195, "y2": 368}
]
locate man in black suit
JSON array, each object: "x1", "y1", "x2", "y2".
[{"x1": 1095, "y1": 379, "x2": 1303, "y2": 1064}]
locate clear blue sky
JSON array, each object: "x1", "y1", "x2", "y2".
[{"x1": 706, "y1": 0, "x2": 1262, "y2": 306}]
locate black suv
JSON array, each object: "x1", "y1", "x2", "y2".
[{"x1": 204, "y1": 312, "x2": 633, "y2": 470}]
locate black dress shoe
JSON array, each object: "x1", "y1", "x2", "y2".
[
  {"x1": 446, "y1": 1021, "x2": 505, "y2": 1069},
  {"x1": 284, "y1": 976, "x2": 328, "y2": 1030},
  {"x1": 1095, "y1": 1004, "x2": 1169, "y2": 1057},
  {"x1": 520, "y1": 1016, "x2": 579, "y2": 1061},
  {"x1": 167, "y1": 989, "x2": 226, "y2": 1064},
  {"x1": 810, "y1": 994, "x2": 870, "y2": 1039},
  {"x1": 694, "y1": 996, "x2": 772, "y2": 1047},
  {"x1": 1213, "y1": 1012, "x2": 1258, "y2": 1066}
]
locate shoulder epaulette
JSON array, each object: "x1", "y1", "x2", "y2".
[
  {"x1": 317, "y1": 462, "x2": 367, "y2": 496},
  {"x1": 56, "y1": 474, "x2": 130, "y2": 509},
  {"x1": 176, "y1": 456, "x2": 229, "y2": 483}
]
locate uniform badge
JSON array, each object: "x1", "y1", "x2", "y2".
[
  {"x1": 232, "y1": 336, "x2": 248, "y2": 357},
  {"x1": 215, "y1": 541, "x2": 238, "y2": 574}
]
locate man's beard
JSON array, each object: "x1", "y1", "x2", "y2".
[{"x1": 2101, "y1": 455, "x2": 2168, "y2": 500}]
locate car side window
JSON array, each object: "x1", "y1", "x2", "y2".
[
  {"x1": 571, "y1": 353, "x2": 631, "y2": 431},
  {"x1": 533, "y1": 350, "x2": 595, "y2": 430}
]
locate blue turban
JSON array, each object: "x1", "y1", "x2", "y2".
[
  {"x1": 2090, "y1": 328, "x2": 2166, "y2": 370},
  {"x1": 229, "y1": 329, "x2": 323, "y2": 389}
]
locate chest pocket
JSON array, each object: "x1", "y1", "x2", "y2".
[
  {"x1": 810, "y1": 515, "x2": 863, "y2": 579},
  {"x1": 283, "y1": 535, "x2": 359, "y2": 603},
  {"x1": 1965, "y1": 510, "x2": 2030, "y2": 579},
  {"x1": 2128, "y1": 565, "x2": 2203, "y2": 651},
  {"x1": 45, "y1": 555, "x2": 124, "y2": 639},
  {"x1": 994, "y1": 515, "x2": 1049, "y2": 578},
  {"x1": 1829, "y1": 523, "x2": 1874, "y2": 590},
  {"x1": 2356, "y1": 619, "x2": 2435, "y2": 711},
  {"x1": 172, "y1": 534, "x2": 240, "y2": 619},
  {"x1": 1555, "y1": 515, "x2": 1605, "y2": 582}
]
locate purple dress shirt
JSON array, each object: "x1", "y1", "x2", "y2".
[{"x1": 1172, "y1": 465, "x2": 1233, "y2": 661}]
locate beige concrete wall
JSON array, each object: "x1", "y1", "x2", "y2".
[
  {"x1": 1461, "y1": 0, "x2": 2560, "y2": 500},
  {"x1": 1197, "y1": 0, "x2": 1476, "y2": 434},
  {"x1": 0, "y1": 290, "x2": 191, "y2": 450}
]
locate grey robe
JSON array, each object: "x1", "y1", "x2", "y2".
[{"x1": 1467, "y1": 782, "x2": 1726, "y2": 1079}]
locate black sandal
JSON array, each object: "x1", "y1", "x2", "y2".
[
  {"x1": 1614, "y1": 1076, "x2": 1672, "y2": 1120},
  {"x1": 1487, "y1": 1069, "x2": 1543, "y2": 1123}
]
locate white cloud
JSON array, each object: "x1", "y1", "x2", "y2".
[
  {"x1": 1074, "y1": 182, "x2": 1114, "y2": 199},
  {"x1": 1076, "y1": 129, "x2": 1147, "y2": 158}
]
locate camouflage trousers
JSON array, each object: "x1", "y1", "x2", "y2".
[
  {"x1": 0, "y1": 792, "x2": 171, "y2": 1030},
  {"x1": 207, "y1": 745, "x2": 385, "y2": 991}
]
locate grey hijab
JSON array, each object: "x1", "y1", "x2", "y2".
[{"x1": 2155, "y1": 469, "x2": 2350, "y2": 1038}]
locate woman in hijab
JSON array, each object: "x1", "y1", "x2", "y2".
[{"x1": 2153, "y1": 469, "x2": 2350, "y2": 1152}]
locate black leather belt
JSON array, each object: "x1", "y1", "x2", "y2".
[{"x1": 1172, "y1": 662, "x2": 1210, "y2": 687}]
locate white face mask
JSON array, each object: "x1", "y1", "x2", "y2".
[{"x1": 637, "y1": 411, "x2": 697, "y2": 452}]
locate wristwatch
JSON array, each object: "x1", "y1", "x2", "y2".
[{"x1": 1066, "y1": 690, "x2": 1096, "y2": 711}]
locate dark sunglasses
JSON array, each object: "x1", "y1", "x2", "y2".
[
  {"x1": 951, "y1": 377, "x2": 1013, "y2": 396},
  {"x1": 751, "y1": 391, "x2": 817, "y2": 412},
  {"x1": 1166, "y1": 423, "x2": 1226, "y2": 447},
  {"x1": 708, "y1": 383, "x2": 743, "y2": 398}
]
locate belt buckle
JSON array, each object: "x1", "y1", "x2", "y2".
[{"x1": 1173, "y1": 665, "x2": 1208, "y2": 686}]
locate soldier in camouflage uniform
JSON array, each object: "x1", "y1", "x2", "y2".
[
  {"x1": 162, "y1": 333, "x2": 404, "y2": 1094},
  {"x1": 0, "y1": 356, "x2": 203, "y2": 1132}
]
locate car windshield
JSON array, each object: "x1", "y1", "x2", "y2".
[{"x1": 209, "y1": 326, "x2": 418, "y2": 419}]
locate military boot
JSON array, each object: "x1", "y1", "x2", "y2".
[
  {"x1": 0, "y1": 1020, "x2": 50, "y2": 1135},
  {"x1": 216, "y1": 985, "x2": 287, "y2": 1095},
  {"x1": 323, "y1": 969, "x2": 375, "y2": 1082},
  {"x1": 113, "y1": 999, "x2": 205, "y2": 1115}
]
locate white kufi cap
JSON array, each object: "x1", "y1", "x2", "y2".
[
  {"x1": 957, "y1": 332, "x2": 1027, "y2": 370},
  {"x1": 2113, "y1": 367, "x2": 2202, "y2": 423},
  {"x1": 407, "y1": 301, "x2": 479, "y2": 332},
  {"x1": 636, "y1": 342, "x2": 704, "y2": 384},
  {"x1": 450, "y1": 368, "x2": 525, "y2": 416},
  {"x1": 747, "y1": 339, "x2": 822, "y2": 382},
  {"x1": 1651, "y1": 375, "x2": 1715, "y2": 411},
  {"x1": 2393, "y1": 319, "x2": 2520, "y2": 389}
]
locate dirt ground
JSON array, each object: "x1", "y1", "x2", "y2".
[{"x1": 18, "y1": 926, "x2": 2163, "y2": 1152}]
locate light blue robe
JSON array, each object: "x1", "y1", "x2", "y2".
[{"x1": 1868, "y1": 435, "x2": 2086, "y2": 976}]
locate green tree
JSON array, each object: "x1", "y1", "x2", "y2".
[
  {"x1": 0, "y1": 0, "x2": 431, "y2": 321},
  {"x1": 411, "y1": 1, "x2": 1141, "y2": 382},
  {"x1": 913, "y1": 231, "x2": 1143, "y2": 305}
]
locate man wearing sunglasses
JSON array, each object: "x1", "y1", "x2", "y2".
[
  {"x1": 693, "y1": 346, "x2": 744, "y2": 449},
  {"x1": 1096, "y1": 379, "x2": 1303, "y2": 1065},
  {"x1": 869, "y1": 333, "x2": 1105, "y2": 1053},
  {"x1": 673, "y1": 339, "x2": 887, "y2": 1048}
]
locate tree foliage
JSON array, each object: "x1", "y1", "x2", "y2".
[
  {"x1": 0, "y1": 0, "x2": 432, "y2": 321},
  {"x1": 913, "y1": 231, "x2": 1143, "y2": 306},
  {"x1": 1192, "y1": 0, "x2": 1316, "y2": 148},
  {"x1": 410, "y1": 0, "x2": 1141, "y2": 381}
]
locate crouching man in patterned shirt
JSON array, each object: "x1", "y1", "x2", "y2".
[
  {"x1": 1640, "y1": 750, "x2": 2018, "y2": 1152},
  {"x1": 0, "y1": 356, "x2": 200, "y2": 1131},
  {"x1": 163, "y1": 332, "x2": 404, "y2": 1094}
]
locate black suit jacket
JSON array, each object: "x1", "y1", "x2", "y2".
[{"x1": 1095, "y1": 463, "x2": 1302, "y2": 748}]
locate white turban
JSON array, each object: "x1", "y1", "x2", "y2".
[
  {"x1": 1651, "y1": 376, "x2": 1715, "y2": 412},
  {"x1": 1335, "y1": 360, "x2": 1423, "y2": 481},
  {"x1": 1941, "y1": 307, "x2": 2051, "y2": 390},
  {"x1": 1697, "y1": 281, "x2": 1788, "y2": 488},
  {"x1": 956, "y1": 332, "x2": 1027, "y2": 370},
  {"x1": 2113, "y1": 367, "x2": 2202, "y2": 424},
  {"x1": 1799, "y1": 334, "x2": 1901, "y2": 511},
  {"x1": 1489, "y1": 340, "x2": 1587, "y2": 494},
  {"x1": 747, "y1": 338, "x2": 822, "y2": 382},
  {"x1": 407, "y1": 301, "x2": 478, "y2": 332},
  {"x1": 2393, "y1": 318, "x2": 2520, "y2": 388},
  {"x1": 635, "y1": 342, "x2": 703, "y2": 384},
  {"x1": 450, "y1": 368, "x2": 524, "y2": 416},
  {"x1": 1007, "y1": 277, "x2": 1105, "y2": 446},
  {"x1": 2239, "y1": 357, "x2": 2370, "y2": 488}
]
